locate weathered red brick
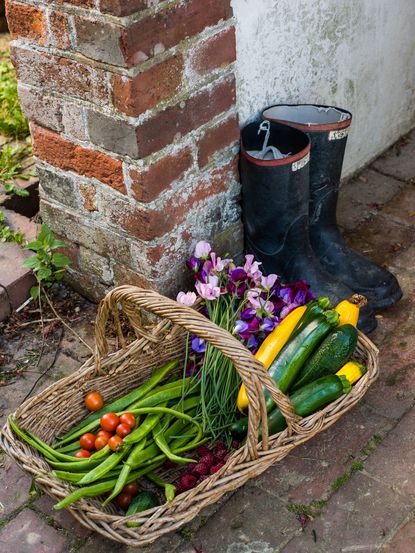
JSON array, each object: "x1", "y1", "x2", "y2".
[
  {"x1": 112, "y1": 55, "x2": 183, "y2": 116},
  {"x1": 113, "y1": 264, "x2": 150, "y2": 289},
  {"x1": 136, "y1": 76, "x2": 236, "y2": 157},
  {"x1": 55, "y1": 0, "x2": 94, "y2": 6},
  {"x1": 129, "y1": 147, "x2": 193, "y2": 202},
  {"x1": 99, "y1": 0, "x2": 148, "y2": 16},
  {"x1": 49, "y1": 11, "x2": 71, "y2": 50},
  {"x1": 189, "y1": 27, "x2": 236, "y2": 75},
  {"x1": 121, "y1": 0, "x2": 233, "y2": 67},
  {"x1": 79, "y1": 183, "x2": 98, "y2": 212},
  {"x1": 6, "y1": 1, "x2": 46, "y2": 45},
  {"x1": 17, "y1": 85, "x2": 63, "y2": 133},
  {"x1": 11, "y1": 44, "x2": 109, "y2": 106},
  {"x1": 198, "y1": 115, "x2": 239, "y2": 167},
  {"x1": 73, "y1": 16, "x2": 124, "y2": 66},
  {"x1": 32, "y1": 125, "x2": 125, "y2": 194},
  {"x1": 106, "y1": 158, "x2": 238, "y2": 240}
]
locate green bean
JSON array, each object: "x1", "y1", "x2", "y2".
[
  {"x1": 56, "y1": 360, "x2": 179, "y2": 443},
  {"x1": 77, "y1": 445, "x2": 132, "y2": 485},
  {"x1": 47, "y1": 456, "x2": 106, "y2": 472},
  {"x1": 123, "y1": 407, "x2": 167, "y2": 445},
  {"x1": 54, "y1": 462, "x2": 162, "y2": 510},
  {"x1": 147, "y1": 472, "x2": 176, "y2": 502},
  {"x1": 129, "y1": 383, "x2": 188, "y2": 409},
  {"x1": 101, "y1": 439, "x2": 147, "y2": 506},
  {"x1": 53, "y1": 442, "x2": 80, "y2": 454},
  {"x1": 53, "y1": 467, "x2": 121, "y2": 484},
  {"x1": 152, "y1": 423, "x2": 195, "y2": 465}
]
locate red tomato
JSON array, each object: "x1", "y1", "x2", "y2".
[
  {"x1": 74, "y1": 449, "x2": 91, "y2": 458},
  {"x1": 115, "y1": 492, "x2": 133, "y2": 510},
  {"x1": 84, "y1": 391, "x2": 104, "y2": 412},
  {"x1": 119, "y1": 413, "x2": 136, "y2": 429},
  {"x1": 79, "y1": 433, "x2": 96, "y2": 451},
  {"x1": 96, "y1": 430, "x2": 112, "y2": 440},
  {"x1": 108, "y1": 435, "x2": 124, "y2": 452},
  {"x1": 123, "y1": 482, "x2": 139, "y2": 496},
  {"x1": 100, "y1": 413, "x2": 120, "y2": 432},
  {"x1": 95, "y1": 436, "x2": 109, "y2": 451},
  {"x1": 116, "y1": 423, "x2": 131, "y2": 438}
]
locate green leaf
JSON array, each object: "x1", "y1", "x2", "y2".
[
  {"x1": 22, "y1": 255, "x2": 41, "y2": 269},
  {"x1": 50, "y1": 239, "x2": 68, "y2": 249},
  {"x1": 15, "y1": 187, "x2": 30, "y2": 197},
  {"x1": 51, "y1": 252, "x2": 70, "y2": 268},
  {"x1": 25, "y1": 240, "x2": 42, "y2": 251},
  {"x1": 38, "y1": 223, "x2": 53, "y2": 244},
  {"x1": 30, "y1": 286, "x2": 40, "y2": 300},
  {"x1": 37, "y1": 267, "x2": 52, "y2": 280}
]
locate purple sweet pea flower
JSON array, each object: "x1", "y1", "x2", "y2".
[
  {"x1": 260, "y1": 317, "x2": 276, "y2": 332},
  {"x1": 240, "y1": 308, "x2": 256, "y2": 320},
  {"x1": 194, "y1": 240, "x2": 211, "y2": 259},
  {"x1": 230, "y1": 268, "x2": 247, "y2": 283},
  {"x1": 187, "y1": 256, "x2": 202, "y2": 273},
  {"x1": 191, "y1": 337, "x2": 206, "y2": 353},
  {"x1": 176, "y1": 291, "x2": 197, "y2": 306},
  {"x1": 234, "y1": 320, "x2": 249, "y2": 334}
]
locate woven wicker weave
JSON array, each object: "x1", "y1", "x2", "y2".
[{"x1": 0, "y1": 286, "x2": 379, "y2": 546}]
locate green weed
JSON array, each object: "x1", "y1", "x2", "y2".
[
  {"x1": 0, "y1": 139, "x2": 33, "y2": 197},
  {"x1": 0, "y1": 50, "x2": 29, "y2": 138}
]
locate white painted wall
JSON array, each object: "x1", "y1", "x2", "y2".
[{"x1": 232, "y1": 0, "x2": 415, "y2": 176}]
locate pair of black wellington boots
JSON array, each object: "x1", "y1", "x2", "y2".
[{"x1": 240, "y1": 104, "x2": 402, "y2": 334}]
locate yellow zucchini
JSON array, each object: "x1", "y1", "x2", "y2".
[
  {"x1": 336, "y1": 360, "x2": 366, "y2": 385},
  {"x1": 237, "y1": 305, "x2": 307, "y2": 412}
]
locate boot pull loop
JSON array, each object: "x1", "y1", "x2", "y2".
[{"x1": 258, "y1": 120, "x2": 271, "y2": 154}]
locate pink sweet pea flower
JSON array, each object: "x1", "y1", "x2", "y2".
[
  {"x1": 261, "y1": 274, "x2": 279, "y2": 290},
  {"x1": 195, "y1": 281, "x2": 221, "y2": 300},
  {"x1": 194, "y1": 241, "x2": 212, "y2": 260},
  {"x1": 176, "y1": 291, "x2": 197, "y2": 306}
]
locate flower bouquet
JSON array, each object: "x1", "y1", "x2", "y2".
[{"x1": 177, "y1": 241, "x2": 315, "y2": 440}]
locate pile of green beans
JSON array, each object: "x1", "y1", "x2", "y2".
[{"x1": 9, "y1": 360, "x2": 207, "y2": 511}]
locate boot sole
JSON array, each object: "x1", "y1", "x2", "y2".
[{"x1": 360, "y1": 287, "x2": 403, "y2": 312}]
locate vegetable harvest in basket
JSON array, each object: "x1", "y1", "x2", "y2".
[{"x1": 9, "y1": 241, "x2": 368, "y2": 518}]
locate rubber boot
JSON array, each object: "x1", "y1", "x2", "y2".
[
  {"x1": 240, "y1": 120, "x2": 377, "y2": 333},
  {"x1": 262, "y1": 104, "x2": 402, "y2": 311}
]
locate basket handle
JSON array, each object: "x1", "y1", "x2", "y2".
[{"x1": 94, "y1": 285, "x2": 300, "y2": 460}]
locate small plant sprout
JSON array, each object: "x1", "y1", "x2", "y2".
[{"x1": 23, "y1": 224, "x2": 71, "y2": 300}]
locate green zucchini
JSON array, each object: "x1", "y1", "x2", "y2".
[
  {"x1": 291, "y1": 324, "x2": 358, "y2": 391},
  {"x1": 126, "y1": 491, "x2": 160, "y2": 527},
  {"x1": 231, "y1": 374, "x2": 351, "y2": 438},
  {"x1": 290, "y1": 296, "x2": 332, "y2": 339},
  {"x1": 264, "y1": 309, "x2": 339, "y2": 410}
]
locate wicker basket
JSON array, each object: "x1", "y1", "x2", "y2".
[{"x1": 0, "y1": 286, "x2": 379, "y2": 547}]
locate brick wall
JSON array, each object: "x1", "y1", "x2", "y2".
[{"x1": 6, "y1": 0, "x2": 242, "y2": 299}]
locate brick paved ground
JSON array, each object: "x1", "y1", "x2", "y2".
[{"x1": 0, "y1": 130, "x2": 414, "y2": 552}]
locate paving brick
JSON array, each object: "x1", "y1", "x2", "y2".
[
  {"x1": 0, "y1": 171, "x2": 39, "y2": 218},
  {"x1": 344, "y1": 213, "x2": 415, "y2": 267},
  {"x1": 112, "y1": 55, "x2": 183, "y2": 117},
  {"x1": 0, "y1": 456, "x2": 31, "y2": 517},
  {"x1": 0, "y1": 509, "x2": 68, "y2": 552},
  {"x1": 381, "y1": 184, "x2": 415, "y2": 227},
  {"x1": 372, "y1": 130, "x2": 415, "y2": 182},
  {"x1": 280, "y1": 472, "x2": 413, "y2": 553},
  {"x1": 176, "y1": 486, "x2": 298, "y2": 553},
  {"x1": 364, "y1": 406, "x2": 415, "y2": 498},
  {"x1": 120, "y1": 0, "x2": 233, "y2": 67},
  {"x1": 0, "y1": 241, "x2": 36, "y2": 309},
  {"x1": 77, "y1": 533, "x2": 127, "y2": 553},
  {"x1": 86, "y1": 110, "x2": 139, "y2": 158},
  {"x1": 0, "y1": 285, "x2": 11, "y2": 321},
  {"x1": 381, "y1": 516, "x2": 415, "y2": 553},
  {"x1": 2, "y1": 209, "x2": 38, "y2": 241},
  {"x1": 33, "y1": 493, "x2": 91, "y2": 538}
]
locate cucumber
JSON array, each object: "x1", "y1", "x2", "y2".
[
  {"x1": 264, "y1": 309, "x2": 339, "y2": 410},
  {"x1": 126, "y1": 490, "x2": 160, "y2": 527},
  {"x1": 291, "y1": 324, "x2": 358, "y2": 392},
  {"x1": 231, "y1": 374, "x2": 351, "y2": 439}
]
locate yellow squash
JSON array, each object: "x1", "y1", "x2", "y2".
[
  {"x1": 237, "y1": 304, "x2": 307, "y2": 412},
  {"x1": 336, "y1": 360, "x2": 366, "y2": 385},
  {"x1": 335, "y1": 294, "x2": 367, "y2": 327}
]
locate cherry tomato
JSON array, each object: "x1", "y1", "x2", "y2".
[
  {"x1": 100, "y1": 412, "x2": 120, "y2": 432},
  {"x1": 122, "y1": 482, "x2": 139, "y2": 496},
  {"x1": 108, "y1": 435, "x2": 124, "y2": 452},
  {"x1": 79, "y1": 433, "x2": 96, "y2": 451},
  {"x1": 84, "y1": 391, "x2": 104, "y2": 412},
  {"x1": 96, "y1": 430, "x2": 112, "y2": 440},
  {"x1": 95, "y1": 436, "x2": 109, "y2": 451},
  {"x1": 74, "y1": 449, "x2": 91, "y2": 458},
  {"x1": 115, "y1": 492, "x2": 133, "y2": 510},
  {"x1": 116, "y1": 423, "x2": 131, "y2": 438},
  {"x1": 119, "y1": 413, "x2": 136, "y2": 429}
]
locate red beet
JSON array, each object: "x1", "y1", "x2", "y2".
[
  {"x1": 199, "y1": 474, "x2": 210, "y2": 482},
  {"x1": 163, "y1": 459, "x2": 177, "y2": 469},
  {"x1": 231, "y1": 439, "x2": 240, "y2": 449},
  {"x1": 180, "y1": 473, "x2": 197, "y2": 490},
  {"x1": 224, "y1": 452, "x2": 232, "y2": 462},
  {"x1": 192, "y1": 462, "x2": 210, "y2": 476},
  {"x1": 214, "y1": 448, "x2": 227, "y2": 460},
  {"x1": 199, "y1": 453, "x2": 215, "y2": 467},
  {"x1": 210, "y1": 462, "x2": 225, "y2": 475}
]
